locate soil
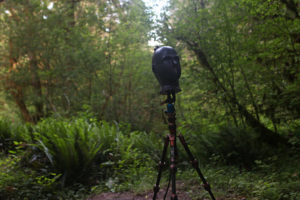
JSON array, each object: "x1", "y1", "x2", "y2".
[{"x1": 87, "y1": 181, "x2": 246, "y2": 200}]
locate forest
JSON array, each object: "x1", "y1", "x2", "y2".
[{"x1": 0, "y1": 0, "x2": 300, "y2": 199}]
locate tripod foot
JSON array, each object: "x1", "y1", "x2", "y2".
[
  {"x1": 153, "y1": 185, "x2": 160, "y2": 200},
  {"x1": 153, "y1": 185, "x2": 160, "y2": 193},
  {"x1": 171, "y1": 194, "x2": 178, "y2": 200}
]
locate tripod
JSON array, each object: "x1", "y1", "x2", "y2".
[{"x1": 152, "y1": 92, "x2": 216, "y2": 200}]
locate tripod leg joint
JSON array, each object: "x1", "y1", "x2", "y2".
[
  {"x1": 170, "y1": 164, "x2": 177, "y2": 172},
  {"x1": 203, "y1": 183, "x2": 211, "y2": 191},
  {"x1": 191, "y1": 159, "x2": 198, "y2": 169}
]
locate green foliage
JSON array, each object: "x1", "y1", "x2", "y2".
[
  {"x1": 0, "y1": 117, "x2": 300, "y2": 199},
  {"x1": 0, "y1": 0, "x2": 158, "y2": 129},
  {"x1": 0, "y1": 154, "x2": 90, "y2": 200},
  {"x1": 0, "y1": 0, "x2": 300, "y2": 198},
  {"x1": 0, "y1": 120, "x2": 12, "y2": 153},
  {"x1": 159, "y1": 0, "x2": 300, "y2": 146},
  {"x1": 0, "y1": 120, "x2": 31, "y2": 153},
  {"x1": 181, "y1": 126, "x2": 274, "y2": 168},
  {"x1": 0, "y1": 118, "x2": 160, "y2": 198},
  {"x1": 129, "y1": 131, "x2": 163, "y2": 162},
  {"x1": 0, "y1": 117, "x2": 162, "y2": 187},
  {"x1": 178, "y1": 156, "x2": 300, "y2": 200},
  {"x1": 94, "y1": 129, "x2": 161, "y2": 192},
  {"x1": 31, "y1": 118, "x2": 108, "y2": 184}
]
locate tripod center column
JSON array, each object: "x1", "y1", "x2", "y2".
[{"x1": 167, "y1": 103, "x2": 178, "y2": 200}]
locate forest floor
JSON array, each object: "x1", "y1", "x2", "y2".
[{"x1": 87, "y1": 181, "x2": 246, "y2": 200}]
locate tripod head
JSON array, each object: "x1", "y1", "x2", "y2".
[
  {"x1": 161, "y1": 91, "x2": 176, "y2": 105},
  {"x1": 164, "y1": 92, "x2": 176, "y2": 114}
]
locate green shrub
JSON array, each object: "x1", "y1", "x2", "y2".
[
  {"x1": 0, "y1": 120, "x2": 12, "y2": 153},
  {"x1": 0, "y1": 154, "x2": 90, "y2": 200},
  {"x1": 1, "y1": 117, "x2": 160, "y2": 188},
  {"x1": 88, "y1": 129, "x2": 163, "y2": 192},
  {"x1": 184, "y1": 126, "x2": 273, "y2": 168},
  {"x1": 129, "y1": 131, "x2": 163, "y2": 162},
  {"x1": 0, "y1": 120, "x2": 31, "y2": 153},
  {"x1": 32, "y1": 118, "x2": 105, "y2": 185}
]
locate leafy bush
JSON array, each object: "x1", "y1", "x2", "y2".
[
  {"x1": 129, "y1": 131, "x2": 162, "y2": 162},
  {"x1": 184, "y1": 126, "x2": 273, "y2": 168},
  {"x1": 0, "y1": 120, "x2": 31, "y2": 153},
  {"x1": 178, "y1": 160, "x2": 300, "y2": 200},
  {"x1": 31, "y1": 118, "x2": 105, "y2": 185},
  {"x1": 96, "y1": 129, "x2": 160, "y2": 191},
  {"x1": 30, "y1": 118, "x2": 156, "y2": 186},
  {"x1": 1, "y1": 117, "x2": 161, "y2": 189},
  {"x1": 0, "y1": 154, "x2": 90, "y2": 200},
  {"x1": 0, "y1": 120, "x2": 12, "y2": 153}
]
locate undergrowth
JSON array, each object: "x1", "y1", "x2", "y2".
[
  {"x1": 176, "y1": 153, "x2": 300, "y2": 200},
  {"x1": 0, "y1": 117, "x2": 299, "y2": 199}
]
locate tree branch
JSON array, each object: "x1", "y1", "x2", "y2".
[{"x1": 180, "y1": 38, "x2": 286, "y2": 146}]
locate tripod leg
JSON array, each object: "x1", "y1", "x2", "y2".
[
  {"x1": 153, "y1": 136, "x2": 169, "y2": 200},
  {"x1": 178, "y1": 134, "x2": 216, "y2": 200}
]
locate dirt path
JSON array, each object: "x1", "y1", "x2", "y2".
[
  {"x1": 87, "y1": 181, "x2": 201, "y2": 200},
  {"x1": 88, "y1": 191, "x2": 245, "y2": 200},
  {"x1": 87, "y1": 181, "x2": 246, "y2": 200},
  {"x1": 87, "y1": 191, "x2": 191, "y2": 200}
]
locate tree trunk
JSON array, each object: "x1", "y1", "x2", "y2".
[
  {"x1": 8, "y1": 82, "x2": 33, "y2": 123},
  {"x1": 6, "y1": 41, "x2": 33, "y2": 122},
  {"x1": 29, "y1": 53, "x2": 44, "y2": 122}
]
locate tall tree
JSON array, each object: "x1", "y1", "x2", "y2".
[
  {"x1": 0, "y1": 0, "x2": 157, "y2": 129},
  {"x1": 158, "y1": 0, "x2": 300, "y2": 145}
]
